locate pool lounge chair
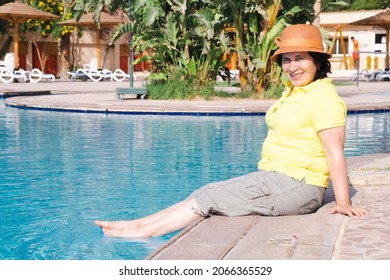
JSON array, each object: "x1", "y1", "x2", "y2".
[
  {"x1": 67, "y1": 58, "x2": 114, "y2": 82},
  {"x1": 67, "y1": 68, "x2": 112, "y2": 82},
  {"x1": 29, "y1": 68, "x2": 55, "y2": 83},
  {"x1": 83, "y1": 59, "x2": 138, "y2": 82},
  {"x1": 0, "y1": 67, "x2": 28, "y2": 83},
  {"x1": 110, "y1": 69, "x2": 137, "y2": 82},
  {"x1": 0, "y1": 52, "x2": 29, "y2": 83},
  {"x1": 67, "y1": 68, "x2": 134, "y2": 83},
  {"x1": 350, "y1": 69, "x2": 375, "y2": 81},
  {"x1": 375, "y1": 70, "x2": 390, "y2": 81},
  {"x1": 352, "y1": 69, "x2": 387, "y2": 81}
]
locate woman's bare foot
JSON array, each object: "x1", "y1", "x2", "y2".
[
  {"x1": 95, "y1": 199, "x2": 202, "y2": 238},
  {"x1": 101, "y1": 226, "x2": 149, "y2": 238},
  {"x1": 95, "y1": 220, "x2": 140, "y2": 230}
]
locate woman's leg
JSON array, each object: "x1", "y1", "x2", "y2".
[
  {"x1": 96, "y1": 172, "x2": 269, "y2": 237},
  {"x1": 95, "y1": 198, "x2": 202, "y2": 238},
  {"x1": 95, "y1": 201, "x2": 186, "y2": 229}
]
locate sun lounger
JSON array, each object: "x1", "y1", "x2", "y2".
[
  {"x1": 68, "y1": 58, "x2": 134, "y2": 82},
  {"x1": 0, "y1": 52, "x2": 29, "y2": 83},
  {"x1": 67, "y1": 69, "x2": 89, "y2": 81},
  {"x1": 350, "y1": 69, "x2": 372, "y2": 81},
  {"x1": 67, "y1": 68, "x2": 112, "y2": 82},
  {"x1": 68, "y1": 58, "x2": 115, "y2": 82},
  {"x1": 0, "y1": 53, "x2": 15, "y2": 70},
  {"x1": 83, "y1": 58, "x2": 98, "y2": 72},
  {"x1": 0, "y1": 67, "x2": 28, "y2": 83},
  {"x1": 375, "y1": 70, "x2": 390, "y2": 81},
  {"x1": 29, "y1": 68, "x2": 55, "y2": 83},
  {"x1": 110, "y1": 69, "x2": 137, "y2": 82},
  {"x1": 350, "y1": 69, "x2": 386, "y2": 82}
]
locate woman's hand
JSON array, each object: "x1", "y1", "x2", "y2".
[
  {"x1": 330, "y1": 202, "x2": 368, "y2": 217},
  {"x1": 319, "y1": 127, "x2": 368, "y2": 218}
]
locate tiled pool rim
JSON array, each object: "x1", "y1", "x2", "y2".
[
  {"x1": 4, "y1": 102, "x2": 390, "y2": 116},
  {"x1": 2, "y1": 90, "x2": 390, "y2": 116}
]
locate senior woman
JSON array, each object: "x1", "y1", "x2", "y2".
[{"x1": 96, "y1": 24, "x2": 367, "y2": 238}]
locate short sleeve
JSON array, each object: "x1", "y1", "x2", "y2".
[{"x1": 309, "y1": 89, "x2": 346, "y2": 132}]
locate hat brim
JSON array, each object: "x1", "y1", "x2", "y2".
[{"x1": 271, "y1": 47, "x2": 332, "y2": 62}]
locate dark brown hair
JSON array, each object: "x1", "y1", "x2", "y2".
[{"x1": 309, "y1": 52, "x2": 332, "y2": 80}]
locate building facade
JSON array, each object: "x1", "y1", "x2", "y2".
[
  {"x1": 320, "y1": 9, "x2": 389, "y2": 71},
  {"x1": 1, "y1": 8, "x2": 389, "y2": 78}
]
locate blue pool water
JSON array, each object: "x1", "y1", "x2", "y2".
[{"x1": 0, "y1": 101, "x2": 389, "y2": 260}]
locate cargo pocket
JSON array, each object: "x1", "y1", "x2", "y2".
[
  {"x1": 244, "y1": 181, "x2": 271, "y2": 200},
  {"x1": 244, "y1": 172, "x2": 279, "y2": 216}
]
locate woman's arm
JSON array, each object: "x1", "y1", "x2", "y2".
[{"x1": 318, "y1": 126, "x2": 368, "y2": 217}]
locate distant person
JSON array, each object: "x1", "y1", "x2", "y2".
[
  {"x1": 351, "y1": 36, "x2": 359, "y2": 69},
  {"x1": 95, "y1": 24, "x2": 368, "y2": 238}
]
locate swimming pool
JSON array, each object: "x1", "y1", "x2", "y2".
[{"x1": 1, "y1": 101, "x2": 389, "y2": 260}]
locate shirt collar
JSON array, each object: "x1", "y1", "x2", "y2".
[{"x1": 283, "y1": 78, "x2": 332, "y2": 97}]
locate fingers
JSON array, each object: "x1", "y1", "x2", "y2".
[
  {"x1": 351, "y1": 207, "x2": 369, "y2": 217},
  {"x1": 329, "y1": 206, "x2": 368, "y2": 217}
]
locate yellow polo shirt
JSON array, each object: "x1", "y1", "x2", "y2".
[{"x1": 258, "y1": 78, "x2": 346, "y2": 187}]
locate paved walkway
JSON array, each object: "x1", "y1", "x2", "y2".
[
  {"x1": 148, "y1": 154, "x2": 390, "y2": 260},
  {"x1": 1, "y1": 77, "x2": 390, "y2": 260},
  {"x1": 1, "y1": 77, "x2": 390, "y2": 114}
]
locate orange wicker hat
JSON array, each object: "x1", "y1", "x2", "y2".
[{"x1": 271, "y1": 24, "x2": 331, "y2": 62}]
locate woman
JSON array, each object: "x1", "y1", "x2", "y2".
[{"x1": 95, "y1": 24, "x2": 367, "y2": 238}]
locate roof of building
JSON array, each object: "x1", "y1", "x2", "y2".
[{"x1": 320, "y1": 9, "x2": 388, "y2": 25}]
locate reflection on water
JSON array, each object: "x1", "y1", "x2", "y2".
[
  {"x1": 0, "y1": 101, "x2": 389, "y2": 259},
  {"x1": 346, "y1": 113, "x2": 390, "y2": 156}
]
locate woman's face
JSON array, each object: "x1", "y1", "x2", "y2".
[{"x1": 281, "y1": 52, "x2": 317, "y2": 87}]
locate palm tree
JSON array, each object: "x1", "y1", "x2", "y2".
[
  {"x1": 215, "y1": 0, "x2": 326, "y2": 95},
  {"x1": 213, "y1": 0, "x2": 285, "y2": 94},
  {"x1": 111, "y1": 0, "x2": 230, "y2": 85},
  {"x1": 76, "y1": 0, "x2": 323, "y2": 98}
]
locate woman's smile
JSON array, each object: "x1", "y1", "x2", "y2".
[{"x1": 282, "y1": 52, "x2": 317, "y2": 87}]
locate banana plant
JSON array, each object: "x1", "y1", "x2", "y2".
[
  {"x1": 213, "y1": 0, "x2": 284, "y2": 93},
  {"x1": 254, "y1": 4, "x2": 309, "y2": 94},
  {"x1": 213, "y1": 0, "x2": 317, "y2": 95},
  {"x1": 76, "y1": 0, "x2": 320, "y2": 97},
  {"x1": 247, "y1": 0, "x2": 284, "y2": 94},
  {"x1": 110, "y1": 0, "x2": 230, "y2": 86}
]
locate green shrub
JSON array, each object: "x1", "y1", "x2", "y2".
[
  {"x1": 147, "y1": 74, "x2": 220, "y2": 100},
  {"x1": 147, "y1": 75, "x2": 284, "y2": 100}
]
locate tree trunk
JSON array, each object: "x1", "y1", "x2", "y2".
[{"x1": 58, "y1": 34, "x2": 71, "y2": 79}]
